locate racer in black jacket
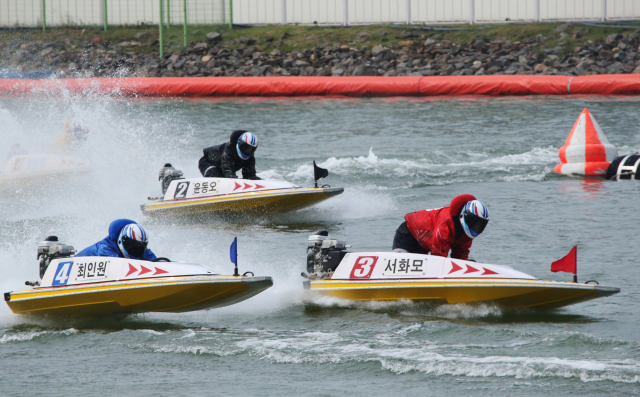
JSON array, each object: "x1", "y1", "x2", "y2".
[{"x1": 198, "y1": 130, "x2": 261, "y2": 180}]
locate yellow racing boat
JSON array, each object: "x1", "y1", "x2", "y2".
[
  {"x1": 302, "y1": 232, "x2": 620, "y2": 311},
  {"x1": 141, "y1": 162, "x2": 343, "y2": 217},
  {"x1": 4, "y1": 239, "x2": 272, "y2": 319}
]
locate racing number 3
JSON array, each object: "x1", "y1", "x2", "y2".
[{"x1": 350, "y1": 256, "x2": 378, "y2": 279}]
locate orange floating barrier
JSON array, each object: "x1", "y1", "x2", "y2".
[
  {"x1": 554, "y1": 108, "x2": 618, "y2": 176},
  {"x1": 0, "y1": 75, "x2": 638, "y2": 98}
]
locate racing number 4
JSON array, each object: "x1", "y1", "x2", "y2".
[
  {"x1": 52, "y1": 261, "x2": 73, "y2": 286},
  {"x1": 350, "y1": 256, "x2": 378, "y2": 279}
]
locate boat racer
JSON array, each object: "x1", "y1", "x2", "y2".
[
  {"x1": 198, "y1": 130, "x2": 261, "y2": 180},
  {"x1": 392, "y1": 194, "x2": 489, "y2": 260},
  {"x1": 76, "y1": 219, "x2": 157, "y2": 261},
  {"x1": 57, "y1": 118, "x2": 89, "y2": 146}
]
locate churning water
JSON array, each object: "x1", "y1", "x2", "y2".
[{"x1": 0, "y1": 93, "x2": 639, "y2": 396}]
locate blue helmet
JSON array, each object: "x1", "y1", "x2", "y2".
[
  {"x1": 117, "y1": 223, "x2": 149, "y2": 259},
  {"x1": 237, "y1": 132, "x2": 258, "y2": 160},
  {"x1": 459, "y1": 200, "x2": 489, "y2": 239}
]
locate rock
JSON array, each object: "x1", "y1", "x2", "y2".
[
  {"x1": 193, "y1": 42, "x2": 208, "y2": 50},
  {"x1": 331, "y1": 67, "x2": 345, "y2": 76},
  {"x1": 554, "y1": 23, "x2": 570, "y2": 32},
  {"x1": 486, "y1": 65, "x2": 501, "y2": 73},
  {"x1": 352, "y1": 65, "x2": 376, "y2": 76},
  {"x1": 471, "y1": 60, "x2": 482, "y2": 69},
  {"x1": 92, "y1": 37, "x2": 104, "y2": 45},
  {"x1": 607, "y1": 62, "x2": 624, "y2": 72},
  {"x1": 356, "y1": 31, "x2": 370, "y2": 43},
  {"x1": 534, "y1": 63, "x2": 547, "y2": 73},
  {"x1": 117, "y1": 41, "x2": 131, "y2": 47},
  {"x1": 599, "y1": 49, "x2": 613, "y2": 59},
  {"x1": 371, "y1": 45, "x2": 387, "y2": 56},
  {"x1": 133, "y1": 32, "x2": 149, "y2": 40},
  {"x1": 398, "y1": 40, "x2": 414, "y2": 47},
  {"x1": 618, "y1": 42, "x2": 629, "y2": 51},
  {"x1": 238, "y1": 37, "x2": 256, "y2": 45},
  {"x1": 20, "y1": 43, "x2": 30, "y2": 50},
  {"x1": 173, "y1": 58, "x2": 187, "y2": 70},
  {"x1": 270, "y1": 49, "x2": 281, "y2": 57},
  {"x1": 535, "y1": 34, "x2": 546, "y2": 43},
  {"x1": 473, "y1": 40, "x2": 487, "y2": 51},
  {"x1": 424, "y1": 39, "x2": 436, "y2": 46},
  {"x1": 168, "y1": 54, "x2": 180, "y2": 63},
  {"x1": 633, "y1": 65, "x2": 640, "y2": 74},
  {"x1": 608, "y1": 33, "x2": 623, "y2": 41},
  {"x1": 294, "y1": 60, "x2": 309, "y2": 67},
  {"x1": 281, "y1": 32, "x2": 291, "y2": 40},
  {"x1": 201, "y1": 55, "x2": 212, "y2": 63},
  {"x1": 40, "y1": 48, "x2": 54, "y2": 57},
  {"x1": 474, "y1": 67, "x2": 485, "y2": 75},
  {"x1": 205, "y1": 32, "x2": 221, "y2": 42}
]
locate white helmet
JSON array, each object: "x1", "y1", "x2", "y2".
[
  {"x1": 117, "y1": 223, "x2": 149, "y2": 259},
  {"x1": 64, "y1": 118, "x2": 89, "y2": 142},
  {"x1": 459, "y1": 200, "x2": 489, "y2": 239},
  {"x1": 236, "y1": 132, "x2": 258, "y2": 160}
]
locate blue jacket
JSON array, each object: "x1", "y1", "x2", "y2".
[{"x1": 76, "y1": 219, "x2": 157, "y2": 261}]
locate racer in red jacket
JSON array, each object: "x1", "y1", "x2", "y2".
[{"x1": 392, "y1": 194, "x2": 489, "y2": 260}]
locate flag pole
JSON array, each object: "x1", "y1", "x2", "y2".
[{"x1": 574, "y1": 247, "x2": 578, "y2": 283}]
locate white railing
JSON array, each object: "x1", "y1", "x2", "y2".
[{"x1": 1, "y1": 0, "x2": 638, "y2": 28}]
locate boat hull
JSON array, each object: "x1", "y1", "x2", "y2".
[
  {"x1": 142, "y1": 187, "x2": 343, "y2": 217},
  {"x1": 5, "y1": 275, "x2": 272, "y2": 316},
  {"x1": 306, "y1": 278, "x2": 620, "y2": 311}
]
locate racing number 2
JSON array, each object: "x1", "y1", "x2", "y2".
[{"x1": 350, "y1": 256, "x2": 378, "y2": 279}]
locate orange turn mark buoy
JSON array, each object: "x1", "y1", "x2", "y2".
[{"x1": 554, "y1": 108, "x2": 618, "y2": 176}]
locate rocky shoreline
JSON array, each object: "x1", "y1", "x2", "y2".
[{"x1": 2, "y1": 26, "x2": 640, "y2": 78}]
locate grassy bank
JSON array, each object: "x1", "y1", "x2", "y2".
[{"x1": 1, "y1": 22, "x2": 639, "y2": 57}]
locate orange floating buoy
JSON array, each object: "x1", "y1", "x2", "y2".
[{"x1": 554, "y1": 108, "x2": 618, "y2": 176}]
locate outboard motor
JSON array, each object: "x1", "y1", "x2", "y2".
[
  {"x1": 159, "y1": 163, "x2": 184, "y2": 195},
  {"x1": 606, "y1": 154, "x2": 640, "y2": 181},
  {"x1": 306, "y1": 230, "x2": 350, "y2": 276},
  {"x1": 37, "y1": 236, "x2": 76, "y2": 279}
]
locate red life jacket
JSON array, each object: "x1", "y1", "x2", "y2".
[{"x1": 404, "y1": 194, "x2": 475, "y2": 260}]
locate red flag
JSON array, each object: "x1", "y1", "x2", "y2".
[{"x1": 551, "y1": 246, "x2": 577, "y2": 274}]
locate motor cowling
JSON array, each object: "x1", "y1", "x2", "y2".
[
  {"x1": 306, "y1": 231, "x2": 350, "y2": 276},
  {"x1": 37, "y1": 236, "x2": 76, "y2": 279},
  {"x1": 605, "y1": 154, "x2": 640, "y2": 180},
  {"x1": 159, "y1": 163, "x2": 184, "y2": 195}
]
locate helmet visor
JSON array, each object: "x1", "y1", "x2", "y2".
[
  {"x1": 463, "y1": 211, "x2": 489, "y2": 235},
  {"x1": 122, "y1": 236, "x2": 148, "y2": 258},
  {"x1": 237, "y1": 141, "x2": 257, "y2": 158}
]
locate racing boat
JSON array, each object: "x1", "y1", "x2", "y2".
[
  {"x1": 141, "y1": 162, "x2": 343, "y2": 217},
  {"x1": 1, "y1": 153, "x2": 89, "y2": 187},
  {"x1": 4, "y1": 237, "x2": 272, "y2": 318},
  {"x1": 301, "y1": 232, "x2": 620, "y2": 311}
]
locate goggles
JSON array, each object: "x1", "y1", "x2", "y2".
[
  {"x1": 463, "y1": 210, "x2": 489, "y2": 235},
  {"x1": 122, "y1": 236, "x2": 148, "y2": 258},
  {"x1": 237, "y1": 141, "x2": 257, "y2": 158}
]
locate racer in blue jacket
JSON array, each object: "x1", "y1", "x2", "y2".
[{"x1": 76, "y1": 219, "x2": 157, "y2": 261}]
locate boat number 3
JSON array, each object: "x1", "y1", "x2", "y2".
[
  {"x1": 174, "y1": 182, "x2": 190, "y2": 199},
  {"x1": 52, "y1": 261, "x2": 74, "y2": 286},
  {"x1": 350, "y1": 256, "x2": 378, "y2": 279}
]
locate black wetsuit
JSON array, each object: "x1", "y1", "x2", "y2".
[{"x1": 198, "y1": 130, "x2": 260, "y2": 180}]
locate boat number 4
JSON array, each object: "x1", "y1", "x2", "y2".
[
  {"x1": 350, "y1": 256, "x2": 378, "y2": 279},
  {"x1": 174, "y1": 182, "x2": 190, "y2": 199},
  {"x1": 52, "y1": 261, "x2": 74, "y2": 286}
]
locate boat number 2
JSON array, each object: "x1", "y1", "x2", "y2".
[
  {"x1": 350, "y1": 256, "x2": 378, "y2": 279},
  {"x1": 174, "y1": 182, "x2": 190, "y2": 199},
  {"x1": 52, "y1": 261, "x2": 74, "y2": 286}
]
